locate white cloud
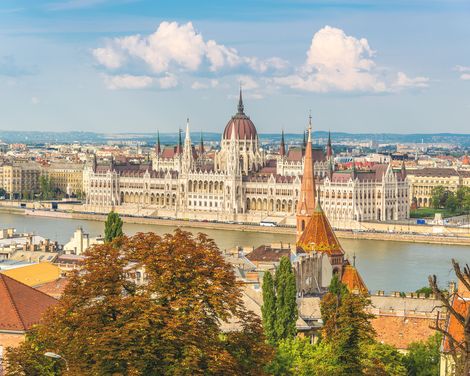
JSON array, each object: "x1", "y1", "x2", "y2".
[
  {"x1": 157, "y1": 74, "x2": 178, "y2": 89},
  {"x1": 92, "y1": 47, "x2": 125, "y2": 69},
  {"x1": 104, "y1": 74, "x2": 154, "y2": 90},
  {"x1": 274, "y1": 26, "x2": 428, "y2": 93},
  {"x1": 238, "y1": 75, "x2": 259, "y2": 90},
  {"x1": 455, "y1": 65, "x2": 470, "y2": 80},
  {"x1": 191, "y1": 79, "x2": 219, "y2": 90},
  {"x1": 461, "y1": 74, "x2": 470, "y2": 81},
  {"x1": 93, "y1": 21, "x2": 286, "y2": 90},
  {"x1": 393, "y1": 72, "x2": 429, "y2": 89},
  {"x1": 31, "y1": 96, "x2": 40, "y2": 105}
]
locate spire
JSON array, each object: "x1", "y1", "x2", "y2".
[
  {"x1": 401, "y1": 160, "x2": 407, "y2": 178},
  {"x1": 351, "y1": 159, "x2": 357, "y2": 179},
  {"x1": 279, "y1": 129, "x2": 286, "y2": 157},
  {"x1": 156, "y1": 130, "x2": 161, "y2": 154},
  {"x1": 326, "y1": 130, "x2": 333, "y2": 158},
  {"x1": 185, "y1": 118, "x2": 191, "y2": 142},
  {"x1": 199, "y1": 131, "x2": 205, "y2": 154},
  {"x1": 296, "y1": 113, "x2": 316, "y2": 241},
  {"x1": 176, "y1": 128, "x2": 183, "y2": 154},
  {"x1": 238, "y1": 84, "x2": 244, "y2": 114}
]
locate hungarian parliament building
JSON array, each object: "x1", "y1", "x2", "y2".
[{"x1": 83, "y1": 91, "x2": 409, "y2": 226}]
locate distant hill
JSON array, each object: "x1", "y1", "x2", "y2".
[{"x1": 1, "y1": 130, "x2": 469, "y2": 147}]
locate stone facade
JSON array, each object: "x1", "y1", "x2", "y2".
[{"x1": 84, "y1": 94, "x2": 410, "y2": 224}]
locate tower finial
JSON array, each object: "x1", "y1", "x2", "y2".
[
  {"x1": 307, "y1": 111, "x2": 312, "y2": 144},
  {"x1": 238, "y1": 83, "x2": 244, "y2": 114}
]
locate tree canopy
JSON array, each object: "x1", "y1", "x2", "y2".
[
  {"x1": 6, "y1": 229, "x2": 272, "y2": 375},
  {"x1": 261, "y1": 256, "x2": 297, "y2": 345},
  {"x1": 104, "y1": 211, "x2": 124, "y2": 242}
]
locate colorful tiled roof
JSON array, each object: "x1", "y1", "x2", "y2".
[
  {"x1": 341, "y1": 265, "x2": 368, "y2": 294},
  {"x1": 296, "y1": 203, "x2": 344, "y2": 256},
  {"x1": 0, "y1": 273, "x2": 57, "y2": 331},
  {"x1": 1, "y1": 262, "x2": 62, "y2": 287}
]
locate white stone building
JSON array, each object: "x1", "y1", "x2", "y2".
[{"x1": 83, "y1": 91, "x2": 410, "y2": 224}]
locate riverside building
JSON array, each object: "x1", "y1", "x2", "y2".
[{"x1": 83, "y1": 91, "x2": 410, "y2": 226}]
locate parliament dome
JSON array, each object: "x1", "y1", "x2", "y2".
[{"x1": 222, "y1": 89, "x2": 258, "y2": 140}]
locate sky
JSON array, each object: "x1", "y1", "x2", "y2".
[{"x1": 0, "y1": 0, "x2": 469, "y2": 135}]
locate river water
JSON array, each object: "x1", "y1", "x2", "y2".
[{"x1": 1, "y1": 212, "x2": 469, "y2": 293}]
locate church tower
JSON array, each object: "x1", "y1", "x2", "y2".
[
  {"x1": 296, "y1": 115, "x2": 316, "y2": 240},
  {"x1": 182, "y1": 118, "x2": 193, "y2": 174}
]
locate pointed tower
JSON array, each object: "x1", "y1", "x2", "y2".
[
  {"x1": 199, "y1": 131, "x2": 205, "y2": 155},
  {"x1": 296, "y1": 115, "x2": 316, "y2": 240},
  {"x1": 182, "y1": 118, "x2": 193, "y2": 174},
  {"x1": 297, "y1": 187, "x2": 345, "y2": 275},
  {"x1": 156, "y1": 131, "x2": 161, "y2": 155},
  {"x1": 401, "y1": 160, "x2": 407, "y2": 179},
  {"x1": 227, "y1": 123, "x2": 240, "y2": 175},
  {"x1": 326, "y1": 131, "x2": 333, "y2": 160},
  {"x1": 279, "y1": 130, "x2": 286, "y2": 157},
  {"x1": 238, "y1": 84, "x2": 244, "y2": 114},
  {"x1": 176, "y1": 128, "x2": 183, "y2": 155}
]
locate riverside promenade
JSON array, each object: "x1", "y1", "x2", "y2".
[{"x1": 1, "y1": 203, "x2": 470, "y2": 246}]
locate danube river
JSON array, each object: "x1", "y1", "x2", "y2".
[{"x1": 1, "y1": 212, "x2": 469, "y2": 293}]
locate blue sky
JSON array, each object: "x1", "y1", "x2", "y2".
[{"x1": 0, "y1": 0, "x2": 469, "y2": 134}]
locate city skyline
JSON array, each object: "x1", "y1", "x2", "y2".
[{"x1": 0, "y1": 0, "x2": 470, "y2": 133}]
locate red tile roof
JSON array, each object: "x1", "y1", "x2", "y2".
[
  {"x1": 0, "y1": 273, "x2": 57, "y2": 332},
  {"x1": 297, "y1": 204, "x2": 344, "y2": 256},
  {"x1": 341, "y1": 265, "x2": 368, "y2": 294}
]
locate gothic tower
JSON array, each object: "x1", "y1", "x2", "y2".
[{"x1": 296, "y1": 115, "x2": 316, "y2": 240}]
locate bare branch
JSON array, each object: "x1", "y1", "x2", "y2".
[
  {"x1": 452, "y1": 259, "x2": 470, "y2": 293},
  {"x1": 429, "y1": 274, "x2": 466, "y2": 325}
]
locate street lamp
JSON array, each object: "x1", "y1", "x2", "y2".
[{"x1": 44, "y1": 352, "x2": 69, "y2": 371}]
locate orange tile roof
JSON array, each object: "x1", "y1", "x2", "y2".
[
  {"x1": 297, "y1": 204, "x2": 344, "y2": 256},
  {"x1": 0, "y1": 273, "x2": 57, "y2": 332},
  {"x1": 1, "y1": 262, "x2": 62, "y2": 287},
  {"x1": 34, "y1": 277, "x2": 69, "y2": 299},
  {"x1": 372, "y1": 315, "x2": 440, "y2": 350},
  {"x1": 341, "y1": 265, "x2": 368, "y2": 294}
]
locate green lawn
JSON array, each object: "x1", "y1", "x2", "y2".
[{"x1": 410, "y1": 207, "x2": 464, "y2": 219}]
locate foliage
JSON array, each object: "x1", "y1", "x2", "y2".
[
  {"x1": 261, "y1": 257, "x2": 297, "y2": 345},
  {"x1": 361, "y1": 342, "x2": 406, "y2": 376},
  {"x1": 261, "y1": 271, "x2": 277, "y2": 345},
  {"x1": 267, "y1": 338, "x2": 342, "y2": 376},
  {"x1": 39, "y1": 175, "x2": 53, "y2": 200},
  {"x1": 403, "y1": 333, "x2": 442, "y2": 376},
  {"x1": 6, "y1": 230, "x2": 272, "y2": 375},
  {"x1": 320, "y1": 277, "x2": 376, "y2": 375},
  {"x1": 103, "y1": 211, "x2": 123, "y2": 242},
  {"x1": 274, "y1": 257, "x2": 298, "y2": 342},
  {"x1": 431, "y1": 185, "x2": 470, "y2": 214},
  {"x1": 415, "y1": 286, "x2": 433, "y2": 298},
  {"x1": 5, "y1": 329, "x2": 63, "y2": 376}
]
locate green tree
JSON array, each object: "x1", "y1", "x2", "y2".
[
  {"x1": 39, "y1": 175, "x2": 53, "y2": 200},
  {"x1": 445, "y1": 193, "x2": 458, "y2": 213},
  {"x1": 274, "y1": 257, "x2": 298, "y2": 341},
  {"x1": 403, "y1": 333, "x2": 441, "y2": 376},
  {"x1": 320, "y1": 277, "x2": 375, "y2": 375},
  {"x1": 267, "y1": 338, "x2": 342, "y2": 376},
  {"x1": 415, "y1": 286, "x2": 433, "y2": 298},
  {"x1": 362, "y1": 342, "x2": 406, "y2": 376},
  {"x1": 262, "y1": 271, "x2": 277, "y2": 345},
  {"x1": 104, "y1": 211, "x2": 123, "y2": 242}
]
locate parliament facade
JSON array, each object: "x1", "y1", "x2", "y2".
[{"x1": 83, "y1": 91, "x2": 409, "y2": 225}]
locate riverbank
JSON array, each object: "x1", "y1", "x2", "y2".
[{"x1": 2, "y1": 206, "x2": 470, "y2": 246}]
